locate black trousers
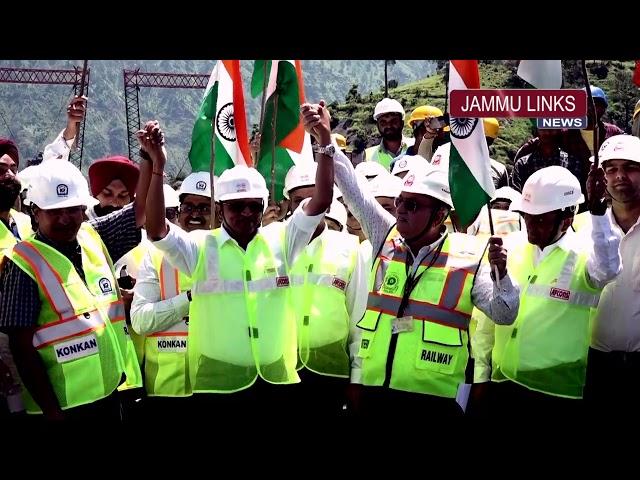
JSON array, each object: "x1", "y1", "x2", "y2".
[
  {"x1": 489, "y1": 380, "x2": 584, "y2": 429},
  {"x1": 289, "y1": 368, "x2": 348, "y2": 418},
  {"x1": 358, "y1": 386, "x2": 464, "y2": 432},
  {"x1": 584, "y1": 347, "x2": 640, "y2": 426},
  {"x1": 23, "y1": 390, "x2": 122, "y2": 430}
]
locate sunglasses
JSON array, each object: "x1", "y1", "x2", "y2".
[
  {"x1": 394, "y1": 196, "x2": 424, "y2": 213},
  {"x1": 165, "y1": 207, "x2": 178, "y2": 220},
  {"x1": 224, "y1": 200, "x2": 264, "y2": 214},
  {"x1": 180, "y1": 203, "x2": 211, "y2": 215}
]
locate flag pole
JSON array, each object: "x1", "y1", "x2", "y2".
[
  {"x1": 270, "y1": 92, "x2": 279, "y2": 203},
  {"x1": 210, "y1": 111, "x2": 216, "y2": 220},
  {"x1": 486, "y1": 202, "x2": 501, "y2": 288},
  {"x1": 256, "y1": 60, "x2": 269, "y2": 168},
  {"x1": 72, "y1": 59, "x2": 89, "y2": 152},
  {"x1": 581, "y1": 60, "x2": 600, "y2": 168}
]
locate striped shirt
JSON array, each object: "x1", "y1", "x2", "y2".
[{"x1": 0, "y1": 203, "x2": 141, "y2": 329}]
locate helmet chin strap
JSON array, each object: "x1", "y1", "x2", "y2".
[
  {"x1": 220, "y1": 207, "x2": 261, "y2": 240},
  {"x1": 540, "y1": 211, "x2": 568, "y2": 249},
  {"x1": 403, "y1": 208, "x2": 440, "y2": 245}
]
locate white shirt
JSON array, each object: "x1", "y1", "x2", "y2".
[
  {"x1": 130, "y1": 241, "x2": 195, "y2": 336},
  {"x1": 473, "y1": 214, "x2": 622, "y2": 382},
  {"x1": 152, "y1": 197, "x2": 324, "y2": 284},
  {"x1": 591, "y1": 210, "x2": 640, "y2": 352},
  {"x1": 332, "y1": 147, "x2": 520, "y2": 328},
  {"x1": 42, "y1": 129, "x2": 74, "y2": 162}
]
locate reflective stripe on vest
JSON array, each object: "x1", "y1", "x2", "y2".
[
  {"x1": 13, "y1": 242, "x2": 74, "y2": 319},
  {"x1": 290, "y1": 273, "x2": 348, "y2": 290},
  {"x1": 33, "y1": 310, "x2": 106, "y2": 349},
  {"x1": 13, "y1": 242, "x2": 124, "y2": 348},
  {"x1": 367, "y1": 292, "x2": 471, "y2": 330},
  {"x1": 525, "y1": 284, "x2": 599, "y2": 308}
]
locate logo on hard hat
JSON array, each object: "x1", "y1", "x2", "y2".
[
  {"x1": 56, "y1": 184, "x2": 69, "y2": 197},
  {"x1": 614, "y1": 142, "x2": 625, "y2": 152},
  {"x1": 432, "y1": 155, "x2": 441, "y2": 166},
  {"x1": 564, "y1": 189, "x2": 574, "y2": 196},
  {"x1": 398, "y1": 159, "x2": 407, "y2": 168},
  {"x1": 404, "y1": 174, "x2": 415, "y2": 187},
  {"x1": 234, "y1": 180, "x2": 249, "y2": 193},
  {"x1": 195, "y1": 181, "x2": 207, "y2": 191},
  {"x1": 216, "y1": 102, "x2": 236, "y2": 142},
  {"x1": 98, "y1": 277, "x2": 113, "y2": 294}
]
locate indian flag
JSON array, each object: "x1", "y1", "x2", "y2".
[
  {"x1": 188, "y1": 60, "x2": 252, "y2": 174},
  {"x1": 517, "y1": 60, "x2": 562, "y2": 89},
  {"x1": 251, "y1": 60, "x2": 312, "y2": 202},
  {"x1": 448, "y1": 60, "x2": 495, "y2": 226}
]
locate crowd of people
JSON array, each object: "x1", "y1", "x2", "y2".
[{"x1": 1, "y1": 84, "x2": 639, "y2": 435}]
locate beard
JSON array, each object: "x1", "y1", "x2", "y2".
[
  {"x1": 381, "y1": 127, "x2": 402, "y2": 142},
  {"x1": 93, "y1": 204, "x2": 122, "y2": 217},
  {"x1": 0, "y1": 177, "x2": 22, "y2": 211}
]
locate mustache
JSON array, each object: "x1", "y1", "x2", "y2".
[
  {"x1": 93, "y1": 204, "x2": 121, "y2": 217},
  {"x1": 0, "y1": 177, "x2": 22, "y2": 210}
]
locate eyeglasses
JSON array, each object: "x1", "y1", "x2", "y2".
[
  {"x1": 180, "y1": 203, "x2": 211, "y2": 215},
  {"x1": 224, "y1": 200, "x2": 264, "y2": 214},
  {"x1": 394, "y1": 196, "x2": 423, "y2": 213},
  {"x1": 165, "y1": 207, "x2": 178, "y2": 220}
]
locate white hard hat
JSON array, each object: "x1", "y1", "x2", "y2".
[
  {"x1": 400, "y1": 165, "x2": 453, "y2": 208},
  {"x1": 369, "y1": 172, "x2": 403, "y2": 198},
  {"x1": 16, "y1": 164, "x2": 40, "y2": 191},
  {"x1": 598, "y1": 134, "x2": 640, "y2": 164},
  {"x1": 214, "y1": 165, "x2": 269, "y2": 204},
  {"x1": 355, "y1": 161, "x2": 389, "y2": 179},
  {"x1": 326, "y1": 199, "x2": 347, "y2": 230},
  {"x1": 391, "y1": 154, "x2": 430, "y2": 176},
  {"x1": 492, "y1": 186, "x2": 521, "y2": 205},
  {"x1": 510, "y1": 166, "x2": 584, "y2": 215},
  {"x1": 373, "y1": 98, "x2": 405, "y2": 121},
  {"x1": 179, "y1": 171, "x2": 212, "y2": 198},
  {"x1": 27, "y1": 161, "x2": 91, "y2": 210},
  {"x1": 283, "y1": 162, "x2": 317, "y2": 199},
  {"x1": 163, "y1": 184, "x2": 180, "y2": 208}
]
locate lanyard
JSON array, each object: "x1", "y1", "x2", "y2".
[{"x1": 396, "y1": 238, "x2": 445, "y2": 318}]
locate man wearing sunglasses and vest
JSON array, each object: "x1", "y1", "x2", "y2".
[
  {"x1": 0, "y1": 126, "x2": 155, "y2": 423},
  {"x1": 473, "y1": 165, "x2": 620, "y2": 426},
  {"x1": 143, "y1": 104, "x2": 334, "y2": 424},
  {"x1": 302, "y1": 103, "x2": 520, "y2": 423},
  {"x1": 130, "y1": 171, "x2": 212, "y2": 422}
]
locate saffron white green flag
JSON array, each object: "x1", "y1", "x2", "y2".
[
  {"x1": 251, "y1": 60, "x2": 312, "y2": 202},
  {"x1": 447, "y1": 60, "x2": 495, "y2": 226},
  {"x1": 188, "y1": 60, "x2": 252, "y2": 174},
  {"x1": 517, "y1": 60, "x2": 562, "y2": 89}
]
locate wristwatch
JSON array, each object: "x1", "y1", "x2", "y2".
[{"x1": 313, "y1": 144, "x2": 336, "y2": 158}]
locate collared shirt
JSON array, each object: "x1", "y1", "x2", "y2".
[
  {"x1": 42, "y1": 130, "x2": 74, "y2": 162},
  {"x1": 511, "y1": 148, "x2": 587, "y2": 193},
  {"x1": 473, "y1": 213, "x2": 620, "y2": 382},
  {"x1": 332, "y1": 147, "x2": 520, "y2": 327},
  {"x1": 0, "y1": 203, "x2": 142, "y2": 330},
  {"x1": 590, "y1": 210, "x2": 640, "y2": 352},
  {"x1": 152, "y1": 197, "x2": 325, "y2": 284}
]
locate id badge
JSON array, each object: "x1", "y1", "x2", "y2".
[{"x1": 391, "y1": 316, "x2": 414, "y2": 334}]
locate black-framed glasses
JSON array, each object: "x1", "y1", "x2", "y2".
[
  {"x1": 180, "y1": 203, "x2": 211, "y2": 215},
  {"x1": 224, "y1": 200, "x2": 264, "y2": 214},
  {"x1": 165, "y1": 207, "x2": 178, "y2": 220}
]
